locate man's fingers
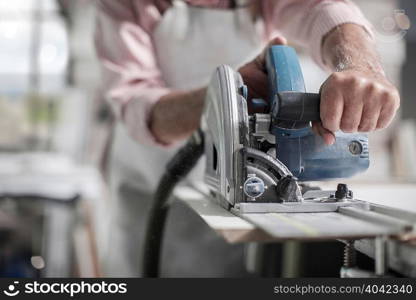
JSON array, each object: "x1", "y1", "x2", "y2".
[
  {"x1": 321, "y1": 97, "x2": 343, "y2": 133},
  {"x1": 321, "y1": 130, "x2": 336, "y2": 145},
  {"x1": 358, "y1": 103, "x2": 380, "y2": 132},
  {"x1": 312, "y1": 122, "x2": 336, "y2": 145},
  {"x1": 376, "y1": 90, "x2": 400, "y2": 129},
  {"x1": 376, "y1": 101, "x2": 397, "y2": 129},
  {"x1": 340, "y1": 100, "x2": 363, "y2": 133},
  {"x1": 320, "y1": 75, "x2": 343, "y2": 133},
  {"x1": 341, "y1": 76, "x2": 366, "y2": 132},
  {"x1": 358, "y1": 85, "x2": 380, "y2": 132},
  {"x1": 320, "y1": 72, "x2": 399, "y2": 134}
]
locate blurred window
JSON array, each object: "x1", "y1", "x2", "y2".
[
  {"x1": 0, "y1": 0, "x2": 68, "y2": 95},
  {"x1": 0, "y1": 0, "x2": 68, "y2": 150}
]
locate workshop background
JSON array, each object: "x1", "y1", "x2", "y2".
[{"x1": 0, "y1": 0, "x2": 414, "y2": 277}]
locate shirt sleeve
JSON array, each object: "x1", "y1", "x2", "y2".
[
  {"x1": 262, "y1": 0, "x2": 374, "y2": 69},
  {"x1": 95, "y1": 0, "x2": 172, "y2": 147}
]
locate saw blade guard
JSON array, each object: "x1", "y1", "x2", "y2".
[
  {"x1": 202, "y1": 65, "x2": 248, "y2": 207},
  {"x1": 202, "y1": 65, "x2": 302, "y2": 208}
]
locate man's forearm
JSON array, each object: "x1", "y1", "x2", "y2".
[
  {"x1": 322, "y1": 23, "x2": 383, "y2": 76},
  {"x1": 149, "y1": 88, "x2": 206, "y2": 145}
]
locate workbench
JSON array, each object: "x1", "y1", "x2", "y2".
[{"x1": 174, "y1": 182, "x2": 416, "y2": 277}]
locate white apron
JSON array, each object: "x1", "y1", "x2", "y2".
[{"x1": 105, "y1": 0, "x2": 265, "y2": 277}]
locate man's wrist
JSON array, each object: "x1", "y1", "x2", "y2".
[{"x1": 322, "y1": 23, "x2": 384, "y2": 76}]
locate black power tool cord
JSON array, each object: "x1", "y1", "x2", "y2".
[{"x1": 142, "y1": 130, "x2": 204, "y2": 277}]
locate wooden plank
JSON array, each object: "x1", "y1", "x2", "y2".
[
  {"x1": 175, "y1": 187, "x2": 273, "y2": 243},
  {"x1": 184, "y1": 198, "x2": 272, "y2": 243},
  {"x1": 177, "y1": 184, "x2": 416, "y2": 275},
  {"x1": 176, "y1": 184, "x2": 416, "y2": 242},
  {"x1": 240, "y1": 212, "x2": 403, "y2": 240}
]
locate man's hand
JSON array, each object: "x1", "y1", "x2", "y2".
[
  {"x1": 238, "y1": 36, "x2": 287, "y2": 113},
  {"x1": 316, "y1": 23, "x2": 400, "y2": 145}
]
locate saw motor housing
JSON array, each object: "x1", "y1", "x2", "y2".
[{"x1": 202, "y1": 46, "x2": 369, "y2": 211}]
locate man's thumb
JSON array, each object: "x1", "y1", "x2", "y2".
[{"x1": 268, "y1": 36, "x2": 287, "y2": 46}]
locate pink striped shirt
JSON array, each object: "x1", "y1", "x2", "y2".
[{"x1": 95, "y1": 0, "x2": 373, "y2": 147}]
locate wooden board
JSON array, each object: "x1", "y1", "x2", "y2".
[
  {"x1": 175, "y1": 184, "x2": 416, "y2": 276},
  {"x1": 183, "y1": 198, "x2": 272, "y2": 243},
  {"x1": 175, "y1": 183, "x2": 416, "y2": 242},
  {"x1": 240, "y1": 211, "x2": 404, "y2": 240}
]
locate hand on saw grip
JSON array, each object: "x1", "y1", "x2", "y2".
[
  {"x1": 315, "y1": 24, "x2": 400, "y2": 145},
  {"x1": 316, "y1": 69, "x2": 400, "y2": 145},
  {"x1": 238, "y1": 36, "x2": 288, "y2": 114}
]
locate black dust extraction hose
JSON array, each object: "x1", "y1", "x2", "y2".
[{"x1": 142, "y1": 130, "x2": 204, "y2": 277}]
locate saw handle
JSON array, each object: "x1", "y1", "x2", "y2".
[
  {"x1": 274, "y1": 91, "x2": 321, "y2": 122},
  {"x1": 265, "y1": 45, "x2": 320, "y2": 123}
]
